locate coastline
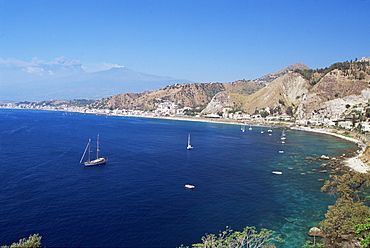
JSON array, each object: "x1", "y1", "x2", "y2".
[
  {"x1": 2, "y1": 107, "x2": 369, "y2": 173},
  {"x1": 159, "y1": 115, "x2": 370, "y2": 173},
  {"x1": 290, "y1": 126, "x2": 370, "y2": 173}
]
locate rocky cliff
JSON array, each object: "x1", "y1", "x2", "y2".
[
  {"x1": 203, "y1": 63, "x2": 311, "y2": 114},
  {"x1": 218, "y1": 60, "x2": 370, "y2": 121},
  {"x1": 296, "y1": 65, "x2": 370, "y2": 120},
  {"x1": 241, "y1": 72, "x2": 310, "y2": 114},
  {"x1": 201, "y1": 91, "x2": 234, "y2": 115}
]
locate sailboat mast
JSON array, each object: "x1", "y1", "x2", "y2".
[
  {"x1": 80, "y1": 139, "x2": 91, "y2": 164},
  {"x1": 96, "y1": 134, "x2": 100, "y2": 159},
  {"x1": 87, "y1": 139, "x2": 91, "y2": 162}
]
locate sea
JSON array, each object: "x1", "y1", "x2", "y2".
[{"x1": 0, "y1": 109, "x2": 359, "y2": 247}]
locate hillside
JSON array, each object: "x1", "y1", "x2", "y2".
[
  {"x1": 295, "y1": 60, "x2": 370, "y2": 120},
  {"x1": 237, "y1": 59, "x2": 370, "y2": 120},
  {"x1": 202, "y1": 63, "x2": 310, "y2": 114},
  {"x1": 90, "y1": 83, "x2": 226, "y2": 111},
  {"x1": 241, "y1": 72, "x2": 310, "y2": 114},
  {"x1": 200, "y1": 59, "x2": 370, "y2": 120},
  {"x1": 91, "y1": 63, "x2": 309, "y2": 114},
  {"x1": 252, "y1": 62, "x2": 310, "y2": 85}
]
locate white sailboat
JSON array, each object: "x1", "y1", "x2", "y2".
[
  {"x1": 80, "y1": 135, "x2": 108, "y2": 166},
  {"x1": 281, "y1": 130, "x2": 286, "y2": 140},
  {"x1": 187, "y1": 134, "x2": 193, "y2": 150},
  {"x1": 241, "y1": 123, "x2": 245, "y2": 132},
  {"x1": 249, "y1": 125, "x2": 252, "y2": 130}
]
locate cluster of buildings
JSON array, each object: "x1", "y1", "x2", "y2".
[{"x1": 2, "y1": 99, "x2": 370, "y2": 132}]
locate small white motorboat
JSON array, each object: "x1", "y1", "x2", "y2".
[
  {"x1": 272, "y1": 171, "x2": 283, "y2": 175},
  {"x1": 184, "y1": 184, "x2": 195, "y2": 189}
]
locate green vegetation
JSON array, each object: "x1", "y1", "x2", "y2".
[
  {"x1": 181, "y1": 226, "x2": 284, "y2": 248},
  {"x1": 270, "y1": 106, "x2": 282, "y2": 115},
  {"x1": 294, "y1": 68, "x2": 315, "y2": 81},
  {"x1": 286, "y1": 106, "x2": 294, "y2": 116},
  {"x1": 366, "y1": 108, "x2": 370, "y2": 118},
  {"x1": 183, "y1": 107, "x2": 204, "y2": 116},
  {"x1": 1, "y1": 234, "x2": 41, "y2": 248},
  {"x1": 199, "y1": 83, "x2": 225, "y2": 98},
  {"x1": 319, "y1": 173, "x2": 370, "y2": 247},
  {"x1": 294, "y1": 60, "x2": 370, "y2": 85},
  {"x1": 35, "y1": 99, "x2": 96, "y2": 107},
  {"x1": 354, "y1": 216, "x2": 370, "y2": 247},
  {"x1": 260, "y1": 110, "x2": 269, "y2": 118}
]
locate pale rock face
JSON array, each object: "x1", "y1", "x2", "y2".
[
  {"x1": 242, "y1": 72, "x2": 310, "y2": 113},
  {"x1": 283, "y1": 75, "x2": 308, "y2": 104},
  {"x1": 362, "y1": 89, "x2": 370, "y2": 99},
  {"x1": 201, "y1": 91, "x2": 233, "y2": 115},
  {"x1": 324, "y1": 92, "x2": 369, "y2": 116}
]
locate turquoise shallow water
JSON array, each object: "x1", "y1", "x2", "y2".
[{"x1": 0, "y1": 109, "x2": 358, "y2": 247}]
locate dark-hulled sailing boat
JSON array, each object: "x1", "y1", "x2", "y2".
[{"x1": 80, "y1": 135, "x2": 108, "y2": 166}]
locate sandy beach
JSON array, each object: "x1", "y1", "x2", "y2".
[{"x1": 290, "y1": 126, "x2": 370, "y2": 173}]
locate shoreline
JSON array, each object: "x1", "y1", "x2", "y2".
[
  {"x1": 290, "y1": 126, "x2": 369, "y2": 173},
  {"x1": 158, "y1": 115, "x2": 370, "y2": 173},
  {"x1": 2, "y1": 107, "x2": 369, "y2": 173}
]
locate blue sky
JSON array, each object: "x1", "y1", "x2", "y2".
[{"x1": 0, "y1": 0, "x2": 369, "y2": 83}]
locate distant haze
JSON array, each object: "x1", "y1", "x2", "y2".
[{"x1": 0, "y1": 57, "x2": 192, "y2": 102}]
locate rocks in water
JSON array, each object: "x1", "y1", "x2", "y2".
[
  {"x1": 320, "y1": 155, "x2": 330, "y2": 160},
  {"x1": 319, "y1": 170, "x2": 328, "y2": 173},
  {"x1": 305, "y1": 155, "x2": 330, "y2": 161}
]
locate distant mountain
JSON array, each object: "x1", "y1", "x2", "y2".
[{"x1": 0, "y1": 58, "x2": 192, "y2": 102}]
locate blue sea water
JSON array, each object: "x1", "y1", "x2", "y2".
[{"x1": 0, "y1": 109, "x2": 359, "y2": 247}]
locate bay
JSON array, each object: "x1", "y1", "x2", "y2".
[{"x1": 0, "y1": 109, "x2": 358, "y2": 247}]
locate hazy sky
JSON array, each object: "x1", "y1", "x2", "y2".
[{"x1": 0, "y1": 0, "x2": 369, "y2": 83}]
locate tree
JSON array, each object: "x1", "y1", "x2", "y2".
[
  {"x1": 260, "y1": 110, "x2": 269, "y2": 118},
  {"x1": 192, "y1": 226, "x2": 284, "y2": 248},
  {"x1": 352, "y1": 114, "x2": 357, "y2": 127},
  {"x1": 320, "y1": 173, "x2": 370, "y2": 246},
  {"x1": 286, "y1": 106, "x2": 294, "y2": 116},
  {"x1": 320, "y1": 197, "x2": 370, "y2": 247},
  {"x1": 1, "y1": 234, "x2": 42, "y2": 248},
  {"x1": 354, "y1": 216, "x2": 370, "y2": 247},
  {"x1": 321, "y1": 173, "x2": 370, "y2": 202},
  {"x1": 278, "y1": 99, "x2": 285, "y2": 106}
]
